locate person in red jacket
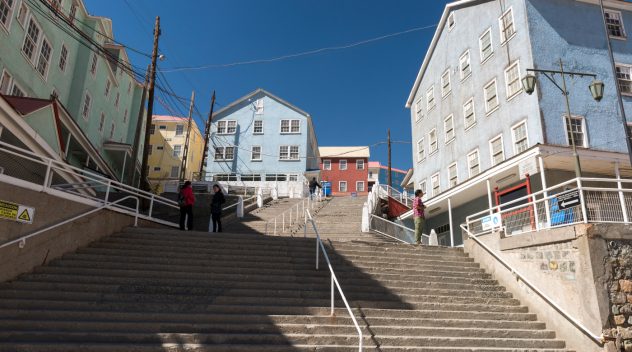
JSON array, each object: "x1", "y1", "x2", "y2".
[{"x1": 178, "y1": 181, "x2": 195, "y2": 231}]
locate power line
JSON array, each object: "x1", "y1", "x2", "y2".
[{"x1": 158, "y1": 23, "x2": 438, "y2": 73}]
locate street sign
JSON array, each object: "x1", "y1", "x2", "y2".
[
  {"x1": 481, "y1": 213, "x2": 502, "y2": 230},
  {"x1": 557, "y1": 189, "x2": 581, "y2": 210},
  {"x1": 0, "y1": 200, "x2": 35, "y2": 224}
]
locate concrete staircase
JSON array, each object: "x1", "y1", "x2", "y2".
[
  {"x1": 0, "y1": 197, "x2": 573, "y2": 351},
  {"x1": 223, "y1": 197, "x2": 306, "y2": 234}
]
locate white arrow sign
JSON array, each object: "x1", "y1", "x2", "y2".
[{"x1": 561, "y1": 199, "x2": 579, "y2": 208}]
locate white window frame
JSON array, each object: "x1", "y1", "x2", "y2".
[
  {"x1": 36, "y1": 36, "x2": 53, "y2": 80},
  {"x1": 279, "y1": 145, "x2": 299, "y2": 161},
  {"x1": 356, "y1": 181, "x2": 365, "y2": 192},
  {"x1": 255, "y1": 98, "x2": 264, "y2": 114},
  {"x1": 170, "y1": 166, "x2": 179, "y2": 178},
  {"x1": 339, "y1": 181, "x2": 348, "y2": 193},
  {"x1": 431, "y1": 172, "x2": 440, "y2": 197},
  {"x1": 504, "y1": 60, "x2": 522, "y2": 100},
  {"x1": 447, "y1": 162, "x2": 458, "y2": 188},
  {"x1": 22, "y1": 15, "x2": 41, "y2": 64},
  {"x1": 104, "y1": 79, "x2": 111, "y2": 97},
  {"x1": 339, "y1": 159, "x2": 348, "y2": 170},
  {"x1": 0, "y1": 69, "x2": 12, "y2": 94},
  {"x1": 605, "y1": 9, "x2": 627, "y2": 39},
  {"x1": 217, "y1": 120, "x2": 237, "y2": 135},
  {"x1": 214, "y1": 146, "x2": 235, "y2": 161},
  {"x1": 81, "y1": 91, "x2": 92, "y2": 121},
  {"x1": 123, "y1": 108, "x2": 128, "y2": 124},
  {"x1": 441, "y1": 69, "x2": 451, "y2": 98},
  {"x1": 467, "y1": 149, "x2": 480, "y2": 177},
  {"x1": 253, "y1": 120, "x2": 264, "y2": 134},
  {"x1": 58, "y1": 43, "x2": 68, "y2": 73},
  {"x1": 323, "y1": 159, "x2": 331, "y2": 170},
  {"x1": 251, "y1": 145, "x2": 262, "y2": 161},
  {"x1": 564, "y1": 115, "x2": 588, "y2": 148},
  {"x1": 356, "y1": 159, "x2": 365, "y2": 170},
  {"x1": 463, "y1": 98, "x2": 476, "y2": 131},
  {"x1": 444, "y1": 114, "x2": 455, "y2": 144},
  {"x1": 447, "y1": 12, "x2": 455, "y2": 31},
  {"x1": 428, "y1": 129, "x2": 438, "y2": 155},
  {"x1": 89, "y1": 52, "x2": 98, "y2": 77},
  {"x1": 175, "y1": 124, "x2": 184, "y2": 136},
  {"x1": 484, "y1": 79, "x2": 499, "y2": 114},
  {"x1": 16, "y1": 1, "x2": 27, "y2": 27},
  {"x1": 489, "y1": 134, "x2": 505, "y2": 166},
  {"x1": 98, "y1": 112, "x2": 105, "y2": 133},
  {"x1": 419, "y1": 180, "x2": 427, "y2": 195},
  {"x1": 426, "y1": 86, "x2": 436, "y2": 111},
  {"x1": 417, "y1": 138, "x2": 425, "y2": 163},
  {"x1": 280, "y1": 119, "x2": 300, "y2": 134},
  {"x1": 499, "y1": 7, "x2": 516, "y2": 44},
  {"x1": 173, "y1": 145, "x2": 182, "y2": 158},
  {"x1": 459, "y1": 50, "x2": 471, "y2": 80},
  {"x1": 512, "y1": 120, "x2": 529, "y2": 155},
  {"x1": 10, "y1": 81, "x2": 25, "y2": 97},
  {"x1": 109, "y1": 122, "x2": 115, "y2": 140},
  {"x1": 616, "y1": 63, "x2": 632, "y2": 95},
  {"x1": 479, "y1": 27, "x2": 493, "y2": 63},
  {"x1": 415, "y1": 99, "x2": 423, "y2": 122}
]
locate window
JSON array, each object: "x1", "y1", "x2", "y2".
[
  {"x1": 417, "y1": 138, "x2": 425, "y2": 162},
  {"x1": 16, "y1": 1, "x2": 26, "y2": 26},
  {"x1": 173, "y1": 145, "x2": 182, "y2": 157},
  {"x1": 253, "y1": 120, "x2": 263, "y2": 134},
  {"x1": 605, "y1": 10, "x2": 626, "y2": 38},
  {"x1": 1, "y1": 0, "x2": 15, "y2": 31},
  {"x1": 484, "y1": 79, "x2": 499, "y2": 113},
  {"x1": 69, "y1": 2, "x2": 76, "y2": 23},
  {"x1": 467, "y1": 149, "x2": 480, "y2": 177},
  {"x1": 279, "y1": 145, "x2": 299, "y2": 160},
  {"x1": 426, "y1": 86, "x2": 436, "y2": 111},
  {"x1": 565, "y1": 115, "x2": 587, "y2": 147},
  {"x1": 98, "y1": 113, "x2": 105, "y2": 133},
  {"x1": 127, "y1": 81, "x2": 132, "y2": 94},
  {"x1": 339, "y1": 181, "x2": 348, "y2": 193},
  {"x1": 447, "y1": 12, "x2": 455, "y2": 31},
  {"x1": 444, "y1": 114, "x2": 455, "y2": 143},
  {"x1": 114, "y1": 92, "x2": 120, "y2": 109},
  {"x1": 159, "y1": 125, "x2": 166, "y2": 130},
  {"x1": 463, "y1": 98, "x2": 476, "y2": 130},
  {"x1": 459, "y1": 50, "x2": 471, "y2": 80},
  {"x1": 499, "y1": 7, "x2": 516, "y2": 43},
  {"x1": 448, "y1": 163, "x2": 458, "y2": 187},
  {"x1": 81, "y1": 92, "x2": 91, "y2": 120},
  {"x1": 489, "y1": 135, "x2": 504, "y2": 166},
  {"x1": 123, "y1": 109, "x2": 128, "y2": 123},
  {"x1": 109, "y1": 122, "x2": 115, "y2": 140},
  {"x1": 149, "y1": 124, "x2": 155, "y2": 135},
  {"x1": 356, "y1": 159, "x2": 365, "y2": 170},
  {"x1": 289, "y1": 174, "x2": 299, "y2": 182},
  {"x1": 89, "y1": 53, "x2": 98, "y2": 76},
  {"x1": 22, "y1": 18, "x2": 41, "y2": 62},
  {"x1": 323, "y1": 159, "x2": 331, "y2": 170},
  {"x1": 175, "y1": 124, "x2": 184, "y2": 136},
  {"x1": 419, "y1": 180, "x2": 427, "y2": 196},
  {"x1": 429, "y1": 129, "x2": 438, "y2": 154},
  {"x1": 10, "y1": 82, "x2": 25, "y2": 97},
  {"x1": 57, "y1": 44, "x2": 68, "y2": 72},
  {"x1": 627, "y1": 124, "x2": 632, "y2": 145},
  {"x1": 356, "y1": 181, "x2": 365, "y2": 192},
  {"x1": 505, "y1": 61, "x2": 522, "y2": 99},
  {"x1": 217, "y1": 120, "x2": 237, "y2": 134},
  {"x1": 616, "y1": 64, "x2": 632, "y2": 94},
  {"x1": 479, "y1": 28, "x2": 493, "y2": 62},
  {"x1": 280, "y1": 119, "x2": 300, "y2": 133},
  {"x1": 512, "y1": 121, "x2": 528, "y2": 154},
  {"x1": 255, "y1": 99, "x2": 264, "y2": 114},
  {"x1": 251, "y1": 146, "x2": 262, "y2": 161},
  {"x1": 441, "y1": 70, "x2": 451, "y2": 97},
  {"x1": 153, "y1": 167, "x2": 161, "y2": 172},
  {"x1": 431, "y1": 173, "x2": 440, "y2": 196},
  {"x1": 242, "y1": 174, "x2": 262, "y2": 182},
  {"x1": 147, "y1": 145, "x2": 152, "y2": 155},
  {"x1": 214, "y1": 146, "x2": 234, "y2": 161},
  {"x1": 340, "y1": 160, "x2": 348, "y2": 170},
  {"x1": 36, "y1": 38, "x2": 52, "y2": 78},
  {"x1": 51, "y1": 89, "x2": 58, "y2": 100},
  {"x1": 170, "y1": 166, "x2": 179, "y2": 178},
  {"x1": 156, "y1": 145, "x2": 164, "y2": 150},
  {"x1": 415, "y1": 99, "x2": 423, "y2": 122},
  {"x1": 0, "y1": 70, "x2": 12, "y2": 94}
]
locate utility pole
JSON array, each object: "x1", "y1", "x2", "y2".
[
  {"x1": 387, "y1": 129, "x2": 392, "y2": 193},
  {"x1": 129, "y1": 65, "x2": 150, "y2": 187},
  {"x1": 199, "y1": 91, "x2": 216, "y2": 177},
  {"x1": 180, "y1": 91, "x2": 195, "y2": 182},
  {"x1": 139, "y1": 16, "x2": 161, "y2": 192}
]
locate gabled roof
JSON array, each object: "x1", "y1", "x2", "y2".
[
  {"x1": 213, "y1": 88, "x2": 311, "y2": 118},
  {"x1": 405, "y1": 0, "x2": 494, "y2": 108},
  {"x1": 319, "y1": 146, "x2": 370, "y2": 158},
  {"x1": 2, "y1": 96, "x2": 52, "y2": 115}
]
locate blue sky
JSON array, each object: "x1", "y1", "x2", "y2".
[{"x1": 85, "y1": 0, "x2": 451, "y2": 170}]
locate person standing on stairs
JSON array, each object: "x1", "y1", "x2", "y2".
[
  {"x1": 309, "y1": 177, "x2": 322, "y2": 200},
  {"x1": 179, "y1": 181, "x2": 195, "y2": 231},
  {"x1": 413, "y1": 189, "x2": 426, "y2": 245},
  {"x1": 210, "y1": 184, "x2": 226, "y2": 232}
]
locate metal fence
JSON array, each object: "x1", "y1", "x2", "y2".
[{"x1": 369, "y1": 214, "x2": 428, "y2": 244}]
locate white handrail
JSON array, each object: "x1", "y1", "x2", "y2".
[
  {"x1": 305, "y1": 209, "x2": 363, "y2": 351},
  {"x1": 0, "y1": 195, "x2": 139, "y2": 251},
  {"x1": 369, "y1": 214, "x2": 428, "y2": 244},
  {"x1": 460, "y1": 223, "x2": 604, "y2": 346},
  {"x1": 264, "y1": 197, "x2": 315, "y2": 235}
]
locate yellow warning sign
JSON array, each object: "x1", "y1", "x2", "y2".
[{"x1": 0, "y1": 200, "x2": 34, "y2": 224}]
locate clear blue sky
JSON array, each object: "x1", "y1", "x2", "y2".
[{"x1": 84, "y1": 0, "x2": 451, "y2": 170}]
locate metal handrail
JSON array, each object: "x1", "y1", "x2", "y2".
[
  {"x1": 0, "y1": 195, "x2": 139, "y2": 251},
  {"x1": 264, "y1": 197, "x2": 315, "y2": 235},
  {"x1": 460, "y1": 223, "x2": 604, "y2": 346},
  {"x1": 305, "y1": 209, "x2": 363, "y2": 351},
  {"x1": 369, "y1": 214, "x2": 428, "y2": 244}
]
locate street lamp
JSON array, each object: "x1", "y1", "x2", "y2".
[{"x1": 521, "y1": 59, "x2": 603, "y2": 178}]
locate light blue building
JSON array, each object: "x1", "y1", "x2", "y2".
[
  {"x1": 405, "y1": 0, "x2": 632, "y2": 245},
  {"x1": 204, "y1": 89, "x2": 320, "y2": 196}
]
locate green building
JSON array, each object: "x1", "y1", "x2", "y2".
[{"x1": 0, "y1": 0, "x2": 145, "y2": 184}]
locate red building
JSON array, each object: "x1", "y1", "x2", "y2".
[{"x1": 319, "y1": 146, "x2": 370, "y2": 196}]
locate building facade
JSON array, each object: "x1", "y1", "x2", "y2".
[
  {"x1": 406, "y1": 0, "x2": 632, "y2": 246},
  {"x1": 204, "y1": 89, "x2": 320, "y2": 197},
  {"x1": 147, "y1": 115, "x2": 204, "y2": 193},
  {"x1": 0, "y1": 0, "x2": 145, "y2": 184},
  {"x1": 367, "y1": 161, "x2": 409, "y2": 193},
  {"x1": 319, "y1": 146, "x2": 369, "y2": 196}
]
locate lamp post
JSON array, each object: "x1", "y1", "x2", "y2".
[{"x1": 521, "y1": 59, "x2": 604, "y2": 178}]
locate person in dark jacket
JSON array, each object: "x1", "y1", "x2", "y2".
[
  {"x1": 210, "y1": 184, "x2": 226, "y2": 232},
  {"x1": 309, "y1": 177, "x2": 322, "y2": 200},
  {"x1": 179, "y1": 181, "x2": 195, "y2": 231}
]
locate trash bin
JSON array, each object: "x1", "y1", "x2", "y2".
[{"x1": 323, "y1": 182, "x2": 332, "y2": 197}]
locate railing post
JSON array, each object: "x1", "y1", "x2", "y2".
[
  {"x1": 104, "y1": 180, "x2": 112, "y2": 205},
  {"x1": 316, "y1": 234, "x2": 320, "y2": 270},
  {"x1": 538, "y1": 156, "x2": 551, "y2": 227},
  {"x1": 43, "y1": 159, "x2": 53, "y2": 190},
  {"x1": 289, "y1": 207, "x2": 292, "y2": 225},
  {"x1": 577, "y1": 178, "x2": 589, "y2": 223},
  {"x1": 616, "y1": 163, "x2": 629, "y2": 223},
  {"x1": 330, "y1": 273, "x2": 335, "y2": 316},
  {"x1": 148, "y1": 195, "x2": 155, "y2": 218},
  {"x1": 282, "y1": 213, "x2": 285, "y2": 232}
]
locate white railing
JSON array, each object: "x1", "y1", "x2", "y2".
[
  {"x1": 376, "y1": 184, "x2": 413, "y2": 206},
  {"x1": 304, "y1": 209, "x2": 363, "y2": 351},
  {"x1": 460, "y1": 223, "x2": 604, "y2": 345},
  {"x1": 369, "y1": 214, "x2": 428, "y2": 244},
  {"x1": 0, "y1": 195, "x2": 139, "y2": 251},
  {"x1": 0, "y1": 141, "x2": 180, "y2": 227},
  {"x1": 264, "y1": 197, "x2": 318, "y2": 236},
  {"x1": 465, "y1": 177, "x2": 632, "y2": 237}
]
